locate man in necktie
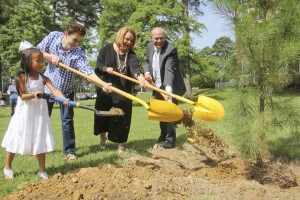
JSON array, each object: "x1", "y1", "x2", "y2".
[{"x1": 144, "y1": 27, "x2": 186, "y2": 149}]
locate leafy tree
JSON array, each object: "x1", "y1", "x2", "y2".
[
  {"x1": 0, "y1": 0, "x2": 55, "y2": 76},
  {"x1": 212, "y1": 36, "x2": 235, "y2": 82},
  {"x1": 239, "y1": 2, "x2": 300, "y2": 105},
  {"x1": 97, "y1": 0, "x2": 205, "y2": 95},
  {"x1": 191, "y1": 36, "x2": 235, "y2": 88},
  {"x1": 215, "y1": 0, "x2": 300, "y2": 164},
  {"x1": 210, "y1": 0, "x2": 248, "y2": 85},
  {"x1": 0, "y1": 0, "x2": 19, "y2": 25},
  {"x1": 212, "y1": 36, "x2": 234, "y2": 60},
  {"x1": 191, "y1": 46, "x2": 221, "y2": 87},
  {"x1": 50, "y1": 0, "x2": 103, "y2": 29},
  {"x1": 178, "y1": 0, "x2": 206, "y2": 97}
]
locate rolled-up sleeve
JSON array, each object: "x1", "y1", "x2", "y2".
[{"x1": 76, "y1": 52, "x2": 94, "y2": 75}]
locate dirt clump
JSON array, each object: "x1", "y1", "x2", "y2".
[
  {"x1": 108, "y1": 107, "x2": 124, "y2": 116},
  {"x1": 181, "y1": 109, "x2": 230, "y2": 161}
]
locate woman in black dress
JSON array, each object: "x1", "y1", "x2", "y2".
[{"x1": 94, "y1": 27, "x2": 147, "y2": 153}]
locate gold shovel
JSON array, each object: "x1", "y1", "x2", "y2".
[
  {"x1": 55, "y1": 62, "x2": 184, "y2": 122},
  {"x1": 111, "y1": 71, "x2": 225, "y2": 122}
]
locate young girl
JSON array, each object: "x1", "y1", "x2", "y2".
[{"x1": 1, "y1": 48, "x2": 69, "y2": 180}]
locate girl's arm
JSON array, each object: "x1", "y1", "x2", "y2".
[
  {"x1": 43, "y1": 76, "x2": 66, "y2": 99},
  {"x1": 17, "y1": 74, "x2": 40, "y2": 100}
]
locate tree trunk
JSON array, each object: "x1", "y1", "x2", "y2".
[
  {"x1": 182, "y1": 0, "x2": 192, "y2": 98},
  {"x1": 184, "y1": 74, "x2": 192, "y2": 98},
  {"x1": 234, "y1": 15, "x2": 244, "y2": 88},
  {"x1": 258, "y1": 69, "x2": 270, "y2": 164}
]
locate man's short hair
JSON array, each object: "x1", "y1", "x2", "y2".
[{"x1": 64, "y1": 22, "x2": 86, "y2": 36}]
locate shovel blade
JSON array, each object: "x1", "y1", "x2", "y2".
[
  {"x1": 95, "y1": 111, "x2": 123, "y2": 116},
  {"x1": 148, "y1": 99, "x2": 184, "y2": 122},
  {"x1": 193, "y1": 95, "x2": 225, "y2": 121},
  {"x1": 95, "y1": 110, "x2": 115, "y2": 117}
]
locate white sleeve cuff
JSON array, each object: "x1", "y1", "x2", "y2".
[
  {"x1": 165, "y1": 85, "x2": 173, "y2": 93},
  {"x1": 145, "y1": 72, "x2": 150, "y2": 75}
]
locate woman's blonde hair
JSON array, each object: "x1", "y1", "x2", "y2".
[{"x1": 114, "y1": 27, "x2": 137, "y2": 51}]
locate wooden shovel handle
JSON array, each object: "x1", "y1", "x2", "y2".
[
  {"x1": 112, "y1": 71, "x2": 139, "y2": 84},
  {"x1": 112, "y1": 71, "x2": 194, "y2": 105},
  {"x1": 57, "y1": 63, "x2": 150, "y2": 109},
  {"x1": 111, "y1": 71, "x2": 169, "y2": 99}
]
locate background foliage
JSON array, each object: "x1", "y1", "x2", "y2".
[{"x1": 0, "y1": 0, "x2": 299, "y2": 163}]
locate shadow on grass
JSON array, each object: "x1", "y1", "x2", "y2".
[
  {"x1": 0, "y1": 108, "x2": 10, "y2": 117},
  {"x1": 193, "y1": 88, "x2": 214, "y2": 94},
  {"x1": 269, "y1": 132, "x2": 300, "y2": 160},
  {"x1": 78, "y1": 133, "x2": 187, "y2": 157},
  {"x1": 0, "y1": 113, "x2": 9, "y2": 118},
  {"x1": 47, "y1": 154, "x2": 121, "y2": 176},
  {"x1": 274, "y1": 90, "x2": 300, "y2": 97},
  {"x1": 46, "y1": 133, "x2": 187, "y2": 176},
  {"x1": 123, "y1": 133, "x2": 187, "y2": 157},
  {"x1": 193, "y1": 89, "x2": 227, "y2": 101}
]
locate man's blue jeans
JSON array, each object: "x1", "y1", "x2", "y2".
[
  {"x1": 10, "y1": 98, "x2": 17, "y2": 116},
  {"x1": 47, "y1": 93, "x2": 75, "y2": 155}
]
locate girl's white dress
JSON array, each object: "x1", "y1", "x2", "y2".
[{"x1": 1, "y1": 74, "x2": 56, "y2": 155}]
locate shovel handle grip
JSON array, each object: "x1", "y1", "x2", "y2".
[{"x1": 54, "y1": 97, "x2": 78, "y2": 107}]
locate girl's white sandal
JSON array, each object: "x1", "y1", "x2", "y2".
[
  {"x1": 37, "y1": 171, "x2": 48, "y2": 180},
  {"x1": 3, "y1": 168, "x2": 14, "y2": 180}
]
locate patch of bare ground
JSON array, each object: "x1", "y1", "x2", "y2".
[
  {"x1": 1, "y1": 111, "x2": 299, "y2": 200},
  {"x1": 2, "y1": 141, "x2": 299, "y2": 200}
]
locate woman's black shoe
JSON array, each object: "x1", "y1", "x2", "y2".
[{"x1": 162, "y1": 143, "x2": 175, "y2": 149}]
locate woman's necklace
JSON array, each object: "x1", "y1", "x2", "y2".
[{"x1": 117, "y1": 51, "x2": 128, "y2": 74}]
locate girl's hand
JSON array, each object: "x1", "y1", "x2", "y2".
[
  {"x1": 63, "y1": 99, "x2": 71, "y2": 107},
  {"x1": 34, "y1": 91, "x2": 42, "y2": 98}
]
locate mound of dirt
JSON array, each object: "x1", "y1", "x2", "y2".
[
  {"x1": 2, "y1": 142, "x2": 299, "y2": 200},
  {"x1": 248, "y1": 162, "x2": 298, "y2": 189},
  {"x1": 1, "y1": 112, "x2": 299, "y2": 199}
]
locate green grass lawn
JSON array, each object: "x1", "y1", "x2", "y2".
[
  {"x1": 0, "y1": 92, "x2": 188, "y2": 196},
  {"x1": 0, "y1": 89, "x2": 299, "y2": 196}
]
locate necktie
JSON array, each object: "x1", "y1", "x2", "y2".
[{"x1": 153, "y1": 50, "x2": 161, "y2": 88}]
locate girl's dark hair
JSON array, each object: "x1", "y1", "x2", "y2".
[
  {"x1": 15, "y1": 48, "x2": 43, "y2": 95},
  {"x1": 64, "y1": 22, "x2": 86, "y2": 36}
]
